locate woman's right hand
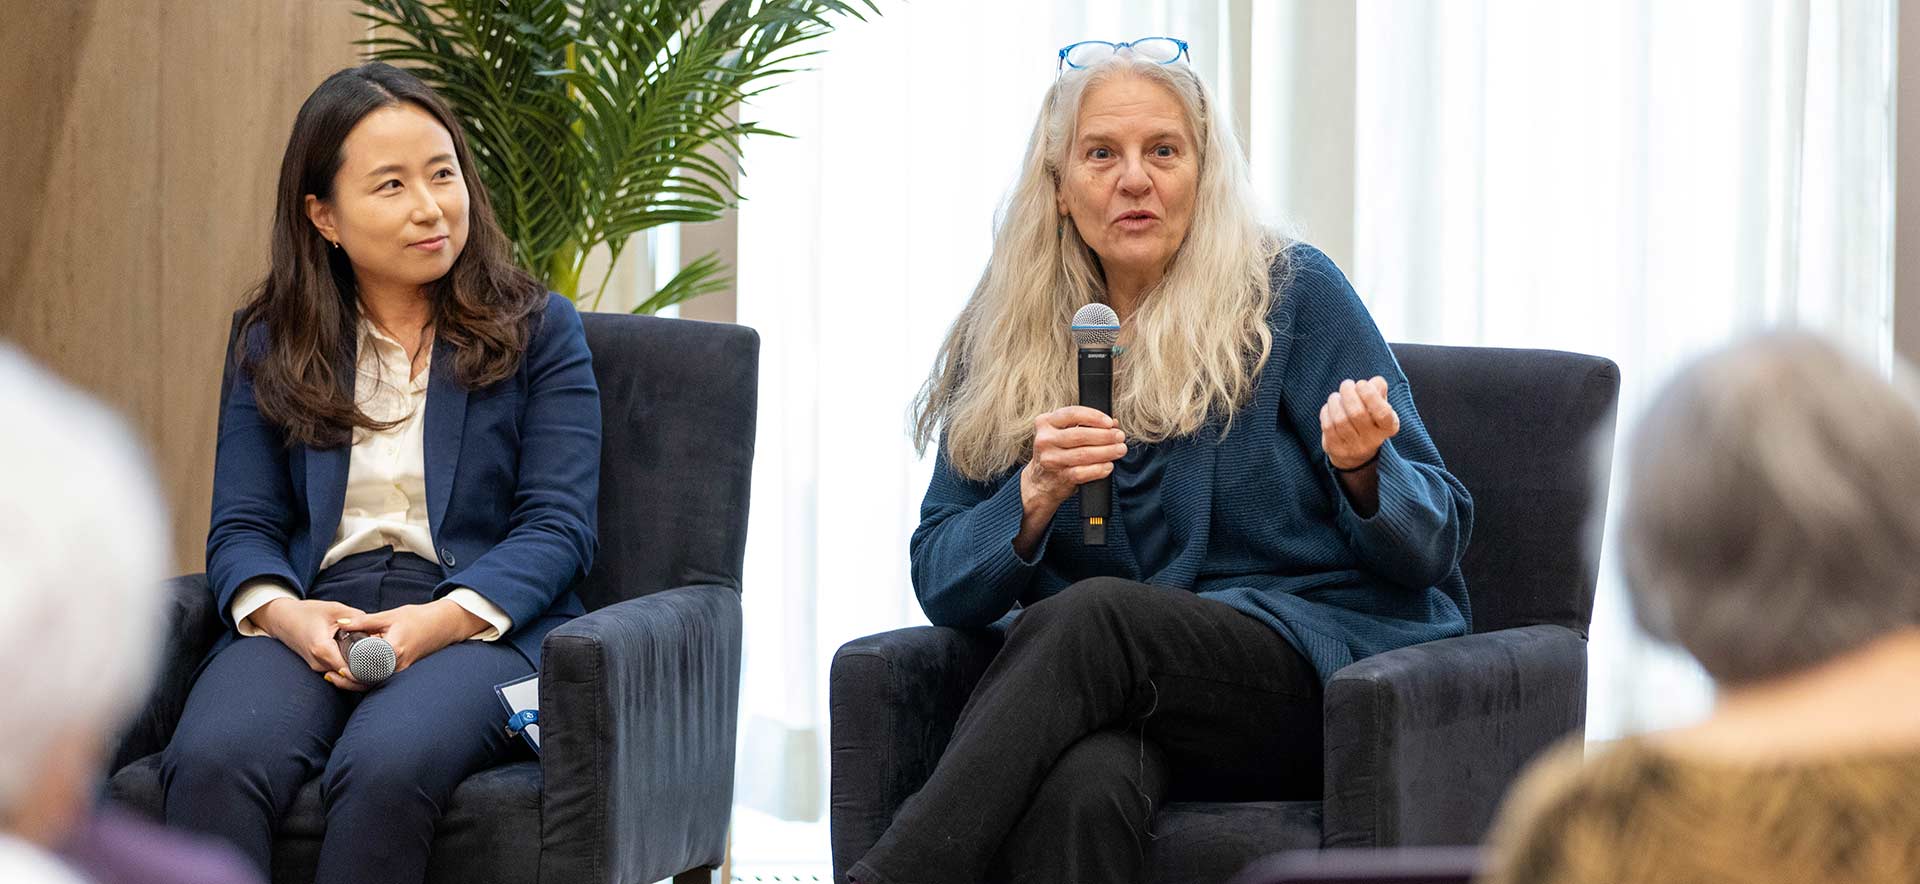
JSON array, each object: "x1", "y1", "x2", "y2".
[
  {"x1": 1015, "y1": 407, "x2": 1127, "y2": 554},
  {"x1": 251, "y1": 597, "x2": 369, "y2": 689}
]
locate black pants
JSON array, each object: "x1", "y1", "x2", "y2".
[
  {"x1": 161, "y1": 548, "x2": 532, "y2": 884},
  {"x1": 851, "y1": 577, "x2": 1324, "y2": 884}
]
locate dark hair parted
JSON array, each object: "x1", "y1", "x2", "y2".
[{"x1": 237, "y1": 62, "x2": 546, "y2": 448}]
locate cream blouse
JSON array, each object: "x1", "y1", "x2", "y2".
[{"x1": 228, "y1": 320, "x2": 510, "y2": 640}]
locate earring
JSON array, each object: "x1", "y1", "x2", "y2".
[{"x1": 330, "y1": 239, "x2": 341, "y2": 249}]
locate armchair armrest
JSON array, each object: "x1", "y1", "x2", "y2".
[
  {"x1": 829, "y1": 623, "x2": 1009, "y2": 884},
  {"x1": 536, "y1": 584, "x2": 743, "y2": 884},
  {"x1": 1321, "y1": 624, "x2": 1587, "y2": 848},
  {"x1": 110, "y1": 574, "x2": 224, "y2": 772}
]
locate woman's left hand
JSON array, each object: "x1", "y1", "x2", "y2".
[
  {"x1": 338, "y1": 599, "x2": 489, "y2": 675},
  {"x1": 1321, "y1": 376, "x2": 1401, "y2": 470}
]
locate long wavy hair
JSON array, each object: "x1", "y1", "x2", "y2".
[
  {"x1": 237, "y1": 63, "x2": 546, "y2": 449},
  {"x1": 912, "y1": 55, "x2": 1284, "y2": 481}
]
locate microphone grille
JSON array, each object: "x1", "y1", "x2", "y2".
[
  {"x1": 347, "y1": 635, "x2": 397, "y2": 684},
  {"x1": 1071, "y1": 303, "x2": 1120, "y2": 348}
]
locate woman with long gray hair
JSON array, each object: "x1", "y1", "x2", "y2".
[
  {"x1": 1484, "y1": 334, "x2": 1920, "y2": 884},
  {"x1": 851, "y1": 38, "x2": 1473, "y2": 884}
]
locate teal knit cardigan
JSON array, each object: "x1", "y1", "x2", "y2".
[{"x1": 909, "y1": 243, "x2": 1474, "y2": 681}]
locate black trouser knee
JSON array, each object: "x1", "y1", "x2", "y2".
[
  {"x1": 992, "y1": 728, "x2": 1169, "y2": 884},
  {"x1": 852, "y1": 578, "x2": 1323, "y2": 884}
]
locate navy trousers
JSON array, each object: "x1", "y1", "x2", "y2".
[{"x1": 160, "y1": 548, "x2": 533, "y2": 884}]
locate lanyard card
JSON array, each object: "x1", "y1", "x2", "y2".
[{"x1": 493, "y1": 673, "x2": 541, "y2": 754}]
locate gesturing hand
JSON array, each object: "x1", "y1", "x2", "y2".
[
  {"x1": 1020, "y1": 406, "x2": 1128, "y2": 511},
  {"x1": 338, "y1": 599, "x2": 488, "y2": 675},
  {"x1": 251, "y1": 597, "x2": 370, "y2": 691},
  {"x1": 1320, "y1": 376, "x2": 1401, "y2": 471}
]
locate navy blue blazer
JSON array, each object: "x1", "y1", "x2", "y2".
[{"x1": 205, "y1": 293, "x2": 600, "y2": 667}]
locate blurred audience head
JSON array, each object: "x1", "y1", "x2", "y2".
[
  {"x1": 1622, "y1": 332, "x2": 1920, "y2": 686},
  {"x1": 0, "y1": 346, "x2": 167, "y2": 845}
]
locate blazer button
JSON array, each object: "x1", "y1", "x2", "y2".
[{"x1": 441, "y1": 549, "x2": 457, "y2": 567}]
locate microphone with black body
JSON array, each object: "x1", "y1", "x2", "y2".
[
  {"x1": 1072, "y1": 303, "x2": 1121, "y2": 546},
  {"x1": 336, "y1": 631, "x2": 397, "y2": 685}
]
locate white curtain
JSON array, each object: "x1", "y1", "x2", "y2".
[
  {"x1": 730, "y1": 0, "x2": 1896, "y2": 862},
  {"x1": 1346, "y1": 0, "x2": 1895, "y2": 736},
  {"x1": 732, "y1": 0, "x2": 1253, "y2": 839}
]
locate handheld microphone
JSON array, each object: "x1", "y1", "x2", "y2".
[
  {"x1": 336, "y1": 631, "x2": 397, "y2": 685},
  {"x1": 1072, "y1": 303, "x2": 1121, "y2": 546}
]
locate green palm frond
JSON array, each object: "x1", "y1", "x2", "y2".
[
  {"x1": 357, "y1": 0, "x2": 877, "y2": 309},
  {"x1": 636, "y1": 250, "x2": 731, "y2": 314}
]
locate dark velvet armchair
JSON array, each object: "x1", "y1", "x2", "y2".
[
  {"x1": 829, "y1": 344, "x2": 1620, "y2": 884},
  {"x1": 107, "y1": 312, "x2": 757, "y2": 884}
]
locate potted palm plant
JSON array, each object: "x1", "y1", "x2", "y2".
[{"x1": 357, "y1": 0, "x2": 875, "y2": 312}]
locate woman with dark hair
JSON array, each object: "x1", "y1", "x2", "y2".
[{"x1": 159, "y1": 63, "x2": 600, "y2": 883}]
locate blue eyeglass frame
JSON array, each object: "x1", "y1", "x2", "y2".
[{"x1": 1056, "y1": 37, "x2": 1192, "y2": 74}]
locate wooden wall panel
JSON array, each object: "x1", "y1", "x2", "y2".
[
  {"x1": 0, "y1": 0, "x2": 98, "y2": 304},
  {"x1": 2, "y1": 1, "x2": 365, "y2": 572}
]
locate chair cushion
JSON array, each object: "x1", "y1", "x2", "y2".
[
  {"x1": 108, "y1": 754, "x2": 542, "y2": 884},
  {"x1": 1149, "y1": 800, "x2": 1324, "y2": 884}
]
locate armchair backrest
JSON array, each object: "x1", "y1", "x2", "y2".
[
  {"x1": 574, "y1": 313, "x2": 758, "y2": 610},
  {"x1": 1390, "y1": 344, "x2": 1619, "y2": 637}
]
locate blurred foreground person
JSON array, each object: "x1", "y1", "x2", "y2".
[
  {"x1": 1484, "y1": 333, "x2": 1920, "y2": 883},
  {"x1": 0, "y1": 346, "x2": 255, "y2": 884}
]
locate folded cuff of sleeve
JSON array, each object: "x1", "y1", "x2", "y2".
[
  {"x1": 231, "y1": 579, "x2": 300, "y2": 637},
  {"x1": 975, "y1": 468, "x2": 1048, "y2": 573},
  {"x1": 1331, "y1": 440, "x2": 1454, "y2": 577},
  {"x1": 445, "y1": 587, "x2": 513, "y2": 641},
  {"x1": 1334, "y1": 441, "x2": 1426, "y2": 533}
]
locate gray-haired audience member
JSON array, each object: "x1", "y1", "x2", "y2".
[
  {"x1": 1484, "y1": 332, "x2": 1920, "y2": 884},
  {"x1": 0, "y1": 347, "x2": 257, "y2": 884}
]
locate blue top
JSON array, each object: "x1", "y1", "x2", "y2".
[
  {"x1": 205, "y1": 292, "x2": 602, "y2": 667},
  {"x1": 909, "y1": 244, "x2": 1474, "y2": 681},
  {"x1": 1113, "y1": 439, "x2": 1176, "y2": 580}
]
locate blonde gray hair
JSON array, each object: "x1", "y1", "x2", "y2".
[
  {"x1": 1622, "y1": 333, "x2": 1920, "y2": 685},
  {"x1": 912, "y1": 55, "x2": 1283, "y2": 480}
]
